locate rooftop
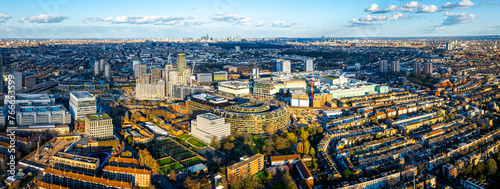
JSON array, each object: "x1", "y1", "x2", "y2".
[
  {"x1": 227, "y1": 154, "x2": 264, "y2": 171},
  {"x1": 86, "y1": 113, "x2": 111, "y2": 120},
  {"x1": 70, "y1": 91, "x2": 95, "y2": 99}
]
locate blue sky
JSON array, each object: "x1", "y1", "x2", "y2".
[{"x1": 0, "y1": 0, "x2": 498, "y2": 38}]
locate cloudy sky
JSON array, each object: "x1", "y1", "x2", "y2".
[{"x1": 0, "y1": 0, "x2": 498, "y2": 38}]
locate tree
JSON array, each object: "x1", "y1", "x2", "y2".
[
  {"x1": 343, "y1": 170, "x2": 353, "y2": 179},
  {"x1": 282, "y1": 172, "x2": 298, "y2": 189},
  {"x1": 375, "y1": 134, "x2": 381, "y2": 139},
  {"x1": 310, "y1": 147, "x2": 316, "y2": 157},
  {"x1": 224, "y1": 142, "x2": 235, "y2": 151},
  {"x1": 476, "y1": 162, "x2": 485, "y2": 175},
  {"x1": 286, "y1": 132, "x2": 298, "y2": 144},
  {"x1": 296, "y1": 142, "x2": 304, "y2": 154},
  {"x1": 184, "y1": 177, "x2": 199, "y2": 189},
  {"x1": 486, "y1": 158, "x2": 498, "y2": 176},
  {"x1": 138, "y1": 149, "x2": 160, "y2": 173},
  {"x1": 464, "y1": 165, "x2": 472, "y2": 176},
  {"x1": 211, "y1": 136, "x2": 221, "y2": 149},
  {"x1": 372, "y1": 118, "x2": 379, "y2": 124},
  {"x1": 169, "y1": 169, "x2": 176, "y2": 182},
  {"x1": 275, "y1": 136, "x2": 291, "y2": 150},
  {"x1": 229, "y1": 136, "x2": 236, "y2": 142},
  {"x1": 265, "y1": 123, "x2": 278, "y2": 135},
  {"x1": 299, "y1": 128, "x2": 309, "y2": 141}
]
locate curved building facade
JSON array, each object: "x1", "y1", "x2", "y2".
[{"x1": 212, "y1": 102, "x2": 290, "y2": 135}]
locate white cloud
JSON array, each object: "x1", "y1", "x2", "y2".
[
  {"x1": 255, "y1": 21, "x2": 265, "y2": 27},
  {"x1": 271, "y1": 20, "x2": 295, "y2": 28},
  {"x1": 19, "y1": 14, "x2": 69, "y2": 23},
  {"x1": 210, "y1": 14, "x2": 251, "y2": 25},
  {"x1": 418, "y1": 4, "x2": 440, "y2": 12},
  {"x1": 442, "y1": 12, "x2": 478, "y2": 25},
  {"x1": 365, "y1": 1, "x2": 442, "y2": 13},
  {"x1": 389, "y1": 13, "x2": 412, "y2": 20},
  {"x1": 0, "y1": 13, "x2": 12, "y2": 25},
  {"x1": 359, "y1": 15, "x2": 387, "y2": 21},
  {"x1": 480, "y1": 1, "x2": 500, "y2": 5},
  {"x1": 433, "y1": 26, "x2": 447, "y2": 31},
  {"x1": 189, "y1": 6, "x2": 196, "y2": 9},
  {"x1": 443, "y1": 0, "x2": 475, "y2": 10},
  {"x1": 82, "y1": 15, "x2": 193, "y2": 25}
]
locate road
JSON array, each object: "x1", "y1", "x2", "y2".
[{"x1": 153, "y1": 174, "x2": 176, "y2": 189}]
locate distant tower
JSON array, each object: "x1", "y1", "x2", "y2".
[
  {"x1": 391, "y1": 61, "x2": 400, "y2": 72},
  {"x1": 94, "y1": 61, "x2": 99, "y2": 76},
  {"x1": 424, "y1": 62, "x2": 433, "y2": 75},
  {"x1": 235, "y1": 46, "x2": 240, "y2": 52},
  {"x1": 105, "y1": 64, "x2": 110, "y2": 81},
  {"x1": 252, "y1": 68, "x2": 259, "y2": 80},
  {"x1": 0, "y1": 54, "x2": 3, "y2": 94},
  {"x1": 413, "y1": 62, "x2": 421, "y2": 75},
  {"x1": 446, "y1": 42, "x2": 453, "y2": 51},
  {"x1": 379, "y1": 60, "x2": 388, "y2": 72},
  {"x1": 305, "y1": 59, "x2": 313, "y2": 72},
  {"x1": 275, "y1": 59, "x2": 291, "y2": 74},
  {"x1": 99, "y1": 59, "x2": 105, "y2": 72}
]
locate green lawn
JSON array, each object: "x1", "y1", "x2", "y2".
[
  {"x1": 177, "y1": 133, "x2": 191, "y2": 141},
  {"x1": 161, "y1": 162, "x2": 184, "y2": 172},
  {"x1": 187, "y1": 137, "x2": 207, "y2": 148},
  {"x1": 157, "y1": 157, "x2": 175, "y2": 166},
  {"x1": 182, "y1": 157, "x2": 205, "y2": 167}
]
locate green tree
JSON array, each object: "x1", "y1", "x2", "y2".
[
  {"x1": 299, "y1": 128, "x2": 309, "y2": 141},
  {"x1": 477, "y1": 162, "x2": 485, "y2": 175},
  {"x1": 375, "y1": 134, "x2": 381, "y2": 139},
  {"x1": 486, "y1": 158, "x2": 498, "y2": 175},
  {"x1": 211, "y1": 136, "x2": 221, "y2": 149},
  {"x1": 286, "y1": 132, "x2": 298, "y2": 144},
  {"x1": 224, "y1": 142, "x2": 235, "y2": 151},
  {"x1": 310, "y1": 147, "x2": 316, "y2": 157},
  {"x1": 464, "y1": 165, "x2": 472, "y2": 176},
  {"x1": 282, "y1": 172, "x2": 298, "y2": 189},
  {"x1": 184, "y1": 177, "x2": 199, "y2": 189},
  {"x1": 343, "y1": 170, "x2": 353, "y2": 179}
]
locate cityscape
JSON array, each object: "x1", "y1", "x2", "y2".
[{"x1": 1, "y1": 0, "x2": 500, "y2": 189}]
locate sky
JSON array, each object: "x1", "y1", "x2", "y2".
[{"x1": 0, "y1": 0, "x2": 499, "y2": 38}]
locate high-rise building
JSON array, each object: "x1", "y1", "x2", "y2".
[
  {"x1": 252, "y1": 67, "x2": 260, "y2": 80},
  {"x1": 446, "y1": 42, "x2": 453, "y2": 51},
  {"x1": 177, "y1": 54, "x2": 186, "y2": 74},
  {"x1": 305, "y1": 59, "x2": 313, "y2": 72},
  {"x1": 424, "y1": 62, "x2": 433, "y2": 75},
  {"x1": 191, "y1": 113, "x2": 231, "y2": 144},
  {"x1": 0, "y1": 54, "x2": 3, "y2": 94},
  {"x1": 105, "y1": 64, "x2": 110, "y2": 81},
  {"x1": 69, "y1": 91, "x2": 96, "y2": 121},
  {"x1": 391, "y1": 61, "x2": 400, "y2": 72},
  {"x1": 134, "y1": 64, "x2": 148, "y2": 79},
  {"x1": 235, "y1": 46, "x2": 240, "y2": 52},
  {"x1": 94, "y1": 61, "x2": 99, "y2": 76},
  {"x1": 227, "y1": 154, "x2": 265, "y2": 182},
  {"x1": 84, "y1": 113, "x2": 113, "y2": 139},
  {"x1": 8, "y1": 70, "x2": 22, "y2": 92},
  {"x1": 150, "y1": 68, "x2": 162, "y2": 83},
  {"x1": 22, "y1": 72, "x2": 37, "y2": 88},
  {"x1": 379, "y1": 60, "x2": 388, "y2": 72},
  {"x1": 413, "y1": 62, "x2": 422, "y2": 75},
  {"x1": 99, "y1": 59, "x2": 105, "y2": 72},
  {"x1": 275, "y1": 59, "x2": 291, "y2": 74}
]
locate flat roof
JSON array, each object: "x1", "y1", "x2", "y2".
[
  {"x1": 227, "y1": 154, "x2": 263, "y2": 170},
  {"x1": 70, "y1": 91, "x2": 95, "y2": 99}
]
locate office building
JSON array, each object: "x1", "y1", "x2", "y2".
[
  {"x1": 226, "y1": 154, "x2": 264, "y2": 182},
  {"x1": 305, "y1": 59, "x2": 313, "y2": 72},
  {"x1": 84, "y1": 113, "x2": 113, "y2": 139},
  {"x1": 218, "y1": 81, "x2": 250, "y2": 97},
  {"x1": 5, "y1": 93, "x2": 55, "y2": 107},
  {"x1": 177, "y1": 53, "x2": 186, "y2": 74},
  {"x1": 150, "y1": 68, "x2": 163, "y2": 84},
  {"x1": 22, "y1": 72, "x2": 37, "y2": 88},
  {"x1": 16, "y1": 105, "x2": 71, "y2": 126},
  {"x1": 51, "y1": 152, "x2": 100, "y2": 175},
  {"x1": 135, "y1": 78, "x2": 165, "y2": 100},
  {"x1": 391, "y1": 61, "x2": 400, "y2": 72},
  {"x1": 424, "y1": 62, "x2": 433, "y2": 75},
  {"x1": 103, "y1": 166, "x2": 151, "y2": 187},
  {"x1": 105, "y1": 64, "x2": 110, "y2": 81},
  {"x1": 94, "y1": 61, "x2": 100, "y2": 75},
  {"x1": 213, "y1": 71, "x2": 228, "y2": 82},
  {"x1": 197, "y1": 73, "x2": 213, "y2": 83},
  {"x1": 413, "y1": 62, "x2": 421, "y2": 75},
  {"x1": 191, "y1": 113, "x2": 231, "y2": 144},
  {"x1": 69, "y1": 91, "x2": 96, "y2": 121},
  {"x1": 379, "y1": 60, "x2": 388, "y2": 72},
  {"x1": 252, "y1": 67, "x2": 259, "y2": 80},
  {"x1": 290, "y1": 90, "x2": 309, "y2": 107},
  {"x1": 253, "y1": 82, "x2": 276, "y2": 98},
  {"x1": 8, "y1": 70, "x2": 22, "y2": 92},
  {"x1": 275, "y1": 59, "x2": 291, "y2": 74},
  {"x1": 399, "y1": 77, "x2": 406, "y2": 86},
  {"x1": 134, "y1": 64, "x2": 148, "y2": 79},
  {"x1": 446, "y1": 42, "x2": 453, "y2": 51},
  {"x1": 172, "y1": 85, "x2": 205, "y2": 99}
]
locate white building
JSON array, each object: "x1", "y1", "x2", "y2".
[
  {"x1": 275, "y1": 59, "x2": 291, "y2": 74},
  {"x1": 252, "y1": 68, "x2": 260, "y2": 80},
  {"x1": 8, "y1": 70, "x2": 22, "y2": 91},
  {"x1": 379, "y1": 60, "x2": 388, "y2": 72},
  {"x1": 94, "y1": 61, "x2": 100, "y2": 76},
  {"x1": 105, "y1": 64, "x2": 110, "y2": 81},
  {"x1": 69, "y1": 91, "x2": 97, "y2": 121},
  {"x1": 135, "y1": 79, "x2": 166, "y2": 100},
  {"x1": 305, "y1": 59, "x2": 313, "y2": 72},
  {"x1": 218, "y1": 81, "x2": 250, "y2": 97},
  {"x1": 391, "y1": 61, "x2": 400, "y2": 72},
  {"x1": 85, "y1": 113, "x2": 113, "y2": 139},
  {"x1": 99, "y1": 59, "x2": 105, "y2": 72},
  {"x1": 191, "y1": 113, "x2": 231, "y2": 144},
  {"x1": 16, "y1": 105, "x2": 71, "y2": 126},
  {"x1": 319, "y1": 75, "x2": 348, "y2": 85}
]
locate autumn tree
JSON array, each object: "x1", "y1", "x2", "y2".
[
  {"x1": 211, "y1": 136, "x2": 221, "y2": 149},
  {"x1": 486, "y1": 158, "x2": 498, "y2": 175},
  {"x1": 282, "y1": 172, "x2": 298, "y2": 189},
  {"x1": 169, "y1": 169, "x2": 176, "y2": 182},
  {"x1": 138, "y1": 149, "x2": 160, "y2": 173},
  {"x1": 184, "y1": 177, "x2": 199, "y2": 189},
  {"x1": 286, "y1": 132, "x2": 298, "y2": 144},
  {"x1": 224, "y1": 142, "x2": 235, "y2": 151}
]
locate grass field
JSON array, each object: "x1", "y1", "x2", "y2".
[
  {"x1": 187, "y1": 137, "x2": 207, "y2": 148},
  {"x1": 157, "y1": 157, "x2": 175, "y2": 166},
  {"x1": 177, "y1": 133, "x2": 191, "y2": 141},
  {"x1": 161, "y1": 162, "x2": 184, "y2": 172}
]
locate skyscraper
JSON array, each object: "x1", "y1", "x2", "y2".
[
  {"x1": 150, "y1": 69, "x2": 163, "y2": 84},
  {"x1": 134, "y1": 64, "x2": 148, "y2": 79},
  {"x1": 413, "y1": 62, "x2": 421, "y2": 75},
  {"x1": 379, "y1": 60, "x2": 388, "y2": 72},
  {"x1": 69, "y1": 91, "x2": 97, "y2": 121},
  {"x1": 177, "y1": 54, "x2": 186, "y2": 74},
  {"x1": 446, "y1": 42, "x2": 453, "y2": 51},
  {"x1": 275, "y1": 59, "x2": 291, "y2": 74},
  {"x1": 305, "y1": 59, "x2": 313, "y2": 72},
  {"x1": 424, "y1": 62, "x2": 433, "y2": 75},
  {"x1": 99, "y1": 59, "x2": 105, "y2": 73},
  {"x1": 94, "y1": 61, "x2": 99, "y2": 76},
  {"x1": 252, "y1": 67, "x2": 260, "y2": 80},
  {"x1": 105, "y1": 64, "x2": 110, "y2": 81},
  {"x1": 391, "y1": 61, "x2": 400, "y2": 72}
]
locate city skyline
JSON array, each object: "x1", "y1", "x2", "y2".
[{"x1": 0, "y1": 0, "x2": 499, "y2": 38}]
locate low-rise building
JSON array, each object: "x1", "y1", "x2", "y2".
[
  {"x1": 226, "y1": 154, "x2": 265, "y2": 182},
  {"x1": 103, "y1": 165, "x2": 151, "y2": 187}
]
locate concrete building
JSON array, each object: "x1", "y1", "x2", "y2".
[
  {"x1": 22, "y1": 72, "x2": 37, "y2": 88},
  {"x1": 275, "y1": 59, "x2": 291, "y2": 74},
  {"x1": 446, "y1": 42, "x2": 453, "y2": 51},
  {"x1": 319, "y1": 75, "x2": 348, "y2": 85},
  {"x1": 379, "y1": 60, "x2": 388, "y2": 72},
  {"x1": 177, "y1": 53, "x2": 186, "y2": 74},
  {"x1": 253, "y1": 82, "x2": 276, "y2": 98},
  {"x1": 252, "y1": 67, "x2": 260, "y2": 80},
  {"x1": 16, "y1": 105, "x2": 71, "y2": 126},
  {"x1": 305, "y1": 59, "x2": 313, "y2": 72},
  {"x1": 150, "y1": 68, "x2": 162, "y2": 84},
  {"x1": 99, "y1": 59, "x2": 105, "y2": 73},
  {"x1": 191, "y1": 113, "x2": 231, "y2": 144},
  {"x1": 69, "y1": 91, "x2": 96, "y2": 121},
  {"x1": 94, "y1": 60, "x2": 100, "y2": 76},
  {"x1": 134, "y1": 64, "x2": 147, "y2": 79},
  {"x1": 391, "y1": 60, "x2": 400, "y2": 72},
  {"x1": 218, "y1": 81, "x2": 250, "y2": 97},
  {"x1": 51, "y1": 152, "x2": 100, "y2": 175},
  {"x1": 84, "y1": 113, "x2": 113, "y2": 139},
  {"x1": 105, "y1": 64, "x2": 110, "y2": 81},
  {"x1": 197, "y1": 73, "x2": 213, "y2": 83},
  {"x1": 425, "y1": 62, "x2": 433, "y2": 75},
  {"x1": 413, "y1": 62, "x2": 421, "y2": 75},
  {"x1": 226, "y1": 154, "x2": 264, "y2": 182},
  {"x1": 290, "y1": 90, "x2": 309, "y2": 107},
  {"x1": 213, "y1": 71, "x2": 228, "y2": 82},
  {"x1": 8, "y1": 70, "x2": 22, "y2": 91}
]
